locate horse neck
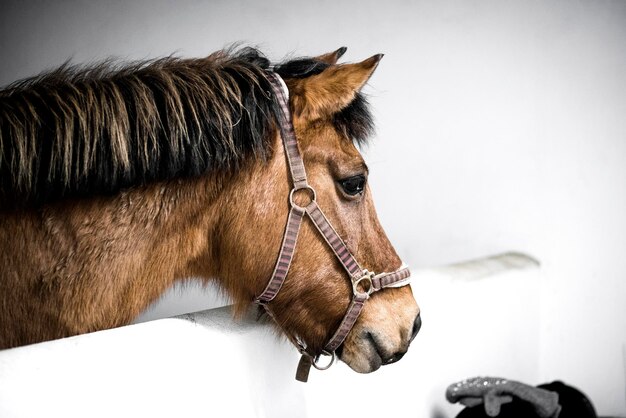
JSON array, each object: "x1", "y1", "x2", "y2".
[
  {"x1": 0, "y1": 172, "x2": 221, "y2": 347},
  {"x1": 111, "y1": 173, "x2": 226, "y2": 282},
  {"x1": 29, "y1": 173, "x2": 227, "y2": 327}
]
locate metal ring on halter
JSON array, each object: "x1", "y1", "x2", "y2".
[
  {"x1": 289, "y1": 185, "x2": 317, "y2": 211},
  {"x1": 312, "y1": 351, "x2": 336, "y2": 370},
  {"x1": 353, "y1": 270, "x2": 375, "y2": 297}
]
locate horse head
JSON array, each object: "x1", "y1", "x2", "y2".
[{"x1": 215, "y1": 49, "x2": 421, "y2": 374}]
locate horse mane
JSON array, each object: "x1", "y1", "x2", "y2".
[{"x1": 0, "y1": 47, "x2": 373, "y2": 207}]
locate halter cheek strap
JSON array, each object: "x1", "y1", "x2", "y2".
[{"x1": 256, "y1": 72, "x2": 411, "y2": 382}]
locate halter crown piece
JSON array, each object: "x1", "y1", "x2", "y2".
[{"x1": 256, "y1": 72, "x2": 412, "y2": 382}]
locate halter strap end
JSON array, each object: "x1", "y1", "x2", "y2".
[{"x1": 295, "y1": 354, "x2": 313, "y2": 382}]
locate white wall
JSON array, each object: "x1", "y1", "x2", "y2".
[
  {"x1": 1, "y1": 1, "x2": 625, "y2": 415},
  {"x1": 0, "y1": 255, "x2": 542, "y2": 418}
]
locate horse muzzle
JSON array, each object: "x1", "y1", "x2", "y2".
[{"x1": 338, "y1": 290, "x2": 421, "y2": 373}]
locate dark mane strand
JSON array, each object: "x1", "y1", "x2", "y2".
[
  {"x1": 273, "y1": 58, "x2": 328, "y2": 79},
  {"x1": 0, "y1": 48, "x2": 373, "y2": 207},
  {"x1": 332, "y1": 93, "x2": 374, "y2": 146}
]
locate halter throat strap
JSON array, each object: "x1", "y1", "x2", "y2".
[{"x1": 256, "y1": 72, "x2": 411, "y2": 382}]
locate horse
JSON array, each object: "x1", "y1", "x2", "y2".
[{"x1": 0, "y1": 46, "x2": 420, "y2": 376}]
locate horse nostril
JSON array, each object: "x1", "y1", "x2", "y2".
[
  {"x1": 384, "y1": 351, "x2": 405, "y2": 365},
  {"x1": 410, "y1": 313, "x2": 422, "y2": 343}
]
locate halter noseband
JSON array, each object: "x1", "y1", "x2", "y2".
[{"x1": 255, "y1": 72, "x2": 411, "y2": 382}]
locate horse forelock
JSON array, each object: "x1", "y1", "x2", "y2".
[{"x1": 0, "y1": 47, "x2": 373, "y2": 207}]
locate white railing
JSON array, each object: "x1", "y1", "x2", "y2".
[{"x1": 0, "y1": 252, "x2": 540, "y2": 418}]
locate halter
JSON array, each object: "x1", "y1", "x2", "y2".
[{"x1": 256, "y1": 72, "x2": 411, "y2": 382}]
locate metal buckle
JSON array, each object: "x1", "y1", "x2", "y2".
[
  {"x1": 311, "y1": 351, "x2": 335, "y2": 370},
  {"x1": 289, "y1": 185, "x2": 316, "y2": 211},
  {"x1": 353, "y1": 270, "x2": 375, "y2": 297}
]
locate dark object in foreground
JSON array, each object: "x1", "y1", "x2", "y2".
[{"x1": 446, "y1": 376, "x2": 597, "y2": 418}]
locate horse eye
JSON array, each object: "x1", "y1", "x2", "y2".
[{"x1": 339, "y1": 175, "x2": 366, "y2": 196}]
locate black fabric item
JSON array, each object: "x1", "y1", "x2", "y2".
[{"x1": 537, "y1": 381, "x2": 597, "y2": 418}]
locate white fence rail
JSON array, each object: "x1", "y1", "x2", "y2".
[{"x1": 0, "y1": 253, "x2": 540, "y2": 418}]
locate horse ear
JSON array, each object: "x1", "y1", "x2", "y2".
[
  {"x1": 290, "y1": 54, "x2": 383, "y2": 120},
  {"x1": 315, "y1": 47, "x2": 347, "y2": 65}
]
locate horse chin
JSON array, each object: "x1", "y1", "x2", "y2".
[{"x1": 337, "y1": 335, "x2": 384, "y2": 374}]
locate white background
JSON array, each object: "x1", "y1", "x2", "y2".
[{"x1": 1, "y1": 0, "x2": 624, "y2": 415}]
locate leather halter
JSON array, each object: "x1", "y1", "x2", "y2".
[{"x1": 256, "y1": 72, "x2": 411, "y2": 382}]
